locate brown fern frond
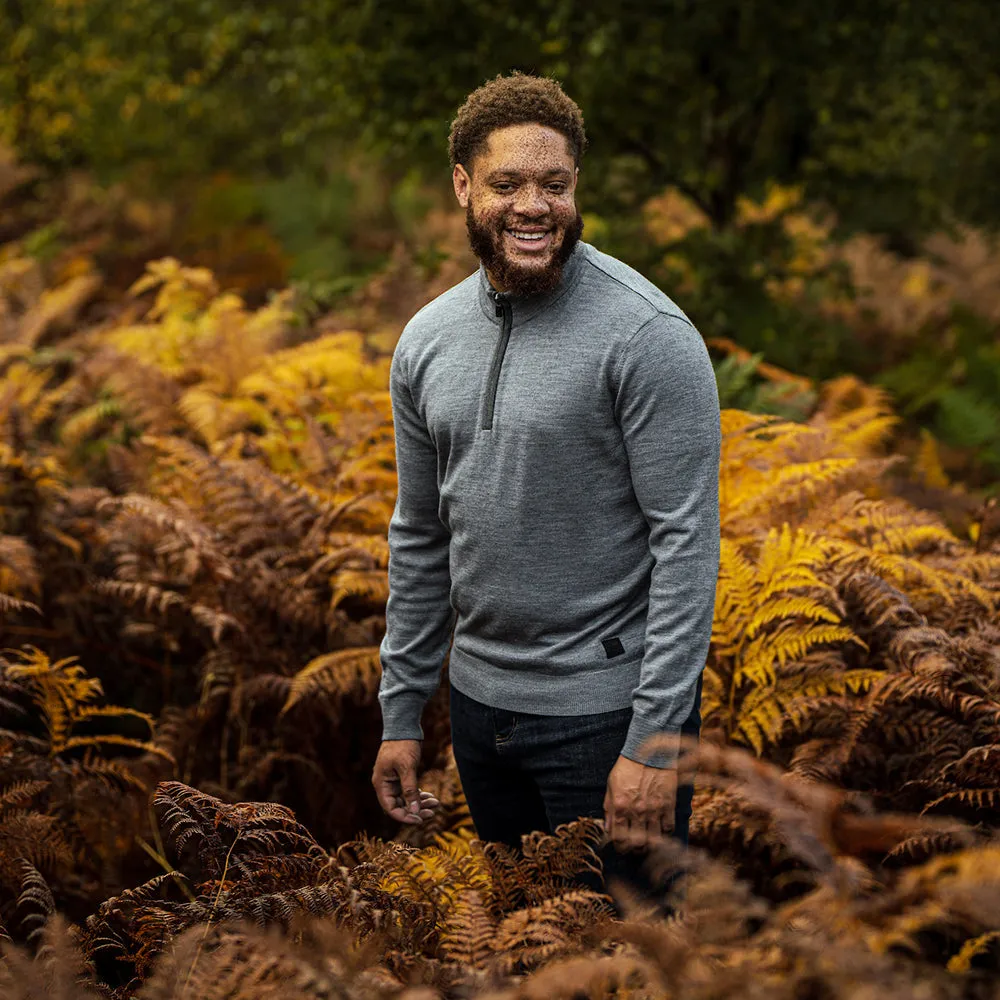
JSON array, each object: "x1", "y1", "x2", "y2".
[
  {"x1": 0, "y1": 913, "x2": 100, "y2": 1000},
  {"x1": 16, "y1": 861, "x2": 54, "y2": 947},
  {"x1": 91, "y1": 579, "x2": 187, "y2": 615},
  {"x1": 437, "y1": 889, "x2": 497, "y2": 969},
  {"x1": 153, "y1": 782, "x2": 324, "y2": 881},
  {"x1": 0, "y1": 779, "x2": 48, "y2": 813},
  {"x1": 883, "y1": 830, "x2": 967, "y2": 867},
  {"x1": 519, "y1": 817, "x2": 606, "y2": 885},
  {"x1": 0, "y1": 811, "x2": 74, "y2": 890},
  {"x1": 79, "y1": 872, "x2": 193, "y2": 978},
  {"x1": 506, "y1": 951, "x2": 662, "y2": 1000},
  {"x1": 491, "y1": 890, "x2": 617, "y2": 975}
]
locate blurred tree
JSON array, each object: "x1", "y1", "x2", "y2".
[{"x1": 2, "y1": 0, "x2": 997, "y2": 237}]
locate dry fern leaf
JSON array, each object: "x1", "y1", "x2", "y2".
[
  {"x1": 280, "y1": 646, "x2": 382, "y2": 716},
  {"x1": 947, "y1": 929, "x2": 1000, "y2": 973},
  {"x1": 492, "y1": 890, "x2": 616, "y2": 975},
  {"x1": 437, "y1": 889, "x2": 497, "y2": 968}
]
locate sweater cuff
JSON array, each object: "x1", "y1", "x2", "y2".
[
  {"x1": 620, "y1": 714, "x2": 680, "y2": 769},
  {"x1": 379, "y1": 691, "x2": 428, "y2": 742}
]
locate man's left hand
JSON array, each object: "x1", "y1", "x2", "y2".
[{"x1": 603, "y1": 754, "x2": 678, "y2": 852}]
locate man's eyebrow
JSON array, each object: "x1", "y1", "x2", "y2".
[{"x1": 484, "y1": 168, "x2": 573, "y2": 182}]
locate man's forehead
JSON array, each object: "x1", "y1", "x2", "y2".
[{"x1": 480, "y1": 123, "x2": 575, "y2": 167}]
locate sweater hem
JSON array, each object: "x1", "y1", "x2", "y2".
[{"x1": 448, "y1": 645, "x2": 642, "y2": 717}]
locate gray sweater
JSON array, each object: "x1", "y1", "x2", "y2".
[{"x1": 377, "y1": 240, "x2": 721, "y2": 766}]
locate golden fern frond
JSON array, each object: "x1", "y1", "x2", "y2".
[
  {"x1": 736, "y1": 667, "x2": 883, "y2": 755},
  {"x1": 865, "y1": 899, "x2": 950, "y2": 956},
  {"x1": 3, "y1": 646, "x2": 166, "y2": 759},
  {"x1": 822, "y1": 403, "x2": 900, "y2": 454},
  {"x1": 947, "y1": 930, "x2": 1000, "y2": 973},
  {"x1": 127, "y1": 256, "x2": 218, "y2": 317},
  {"x1": 58, "y1": 398, "x2": 123, "y2": 447},
  {"x1": 724, "y1": 457, "x2": 862, "y2": 529},
  {"x1": 743, "y1": 595, "x2": 844, "y2": 639},
  {"x1": 818, "y1": 373, "x2": 896, "y2": 420},
  {"x1": 3, "y1": 647, "x2": 102, "y2": 753},
  {"x1": 188, "y1": 602, "x2": 242, "y2": 644},
  {"x1": 329, "y1": 568, "x2": 388, "y2": 609},
  {"x1": 280, "y1": 646, "x2": 381, "y2": 715},
  {"x1": 377, "y1": 844, "x2": 486, "y2": 920}
]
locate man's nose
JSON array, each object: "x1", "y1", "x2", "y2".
[{"x1": 512, "y1": 184, "x2": 549, "y2": 217}]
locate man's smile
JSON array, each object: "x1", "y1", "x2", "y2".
[{"x1": 504, "y1": 226, "x2": 555, "y2": 253}]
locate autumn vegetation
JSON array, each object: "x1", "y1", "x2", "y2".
[
  {"x1": 3, "y1": 5, "x2": 1000, "y2": 993},
  {"x1": 1, "y1": 140, "x2": 999, "y2": 998}
]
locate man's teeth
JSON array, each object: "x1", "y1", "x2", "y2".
[{"x1": 510, "y1": 231, "x2": 547, "y2": 240}]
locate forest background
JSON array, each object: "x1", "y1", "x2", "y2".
[{"x1": 3, "y1": 2, "x2": 1000, "y2": 998}]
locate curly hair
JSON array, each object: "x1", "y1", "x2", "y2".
[{"x1": 448, "y1": 72, "x2": 587, "y2": 173}]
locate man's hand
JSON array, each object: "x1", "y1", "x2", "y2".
[
  {"x1": 372, "y1": 739, "x2": 441, "y2": 825},
  {"x1": 603, "y1": 754, "x2": 678, "y2": 852}
]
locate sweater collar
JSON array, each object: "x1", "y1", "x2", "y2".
[{"x1": 476, "y1": 240, "x2": 588, "y2": 324}]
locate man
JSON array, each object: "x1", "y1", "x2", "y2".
[{"x1": 371, "y1": 72, "x2": 720, "y2": 909}]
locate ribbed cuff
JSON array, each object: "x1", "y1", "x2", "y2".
[
  {"x1": 620, "y1": 715, "x2": 680, "y2": 769},
  {"x1": 378, "y1": 691, "x2": 428, "y2": 742}
]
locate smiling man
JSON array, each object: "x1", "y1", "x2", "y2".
[{"x1": 372, "y1": 72, "x2": 721, "y2": 912}]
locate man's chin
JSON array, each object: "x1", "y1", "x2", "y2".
[{"x1": 495, "y1": 259, "x2": 563, "y2": 297}]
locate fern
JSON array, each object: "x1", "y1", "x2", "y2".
[
  {"x1": 280, "y1": 646, "x2": 382, "y2": 716},
  {"x1": 2, "y1": 647, "x2": 166, "y2": 759}
]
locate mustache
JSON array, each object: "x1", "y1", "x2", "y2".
[{"x1": 465, "y1": 203, "x2": 584, "y2": 297}]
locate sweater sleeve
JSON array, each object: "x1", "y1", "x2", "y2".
[
  {"x1": 377, "y1": 346, "x2": 456, "y2": 741},
  {"x1": 613, "y1": 312, "x2": 721, "y2": 768}
]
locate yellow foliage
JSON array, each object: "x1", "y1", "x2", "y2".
[
  {"x1": 642, "y1": 188, "x2": 711, "y2": 245},
  {"x1": 914, "y1": 427, "x2": 951, "y2": 490},
  {"x1": 3, "y1": 646, "x2": 169, "y2": 759},
  {"x1": 735, "y1": 182, "x2": 804, "y2": 226},
  {"x1": 281, "y1": 646, "x2": 382, "y2": 715},
  {"x1": 709, "y1": 524, "x2": 870, "y2": 752}
]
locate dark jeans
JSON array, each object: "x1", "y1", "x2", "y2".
[{"x1": 448, "y1": 672, "x2": 702, "y2": 916}]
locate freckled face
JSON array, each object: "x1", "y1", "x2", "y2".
[{"x1": 454, "y1": 123, "x2": 583, "y2": 296}]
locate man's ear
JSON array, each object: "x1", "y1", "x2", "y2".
[{"x1": 453, "y1": 163, "x2": 471, "y2": 209}]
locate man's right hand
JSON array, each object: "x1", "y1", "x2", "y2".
[{"x1": 372, "y1": 739, "x2": 441, "y2": 825}]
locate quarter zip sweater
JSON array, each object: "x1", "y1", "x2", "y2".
[{"x1": 378, "y1": 240, "x2": 721, "y2": 767}]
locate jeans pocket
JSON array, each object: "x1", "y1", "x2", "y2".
[{"x1": 493, "y1": 708, "x2": 517, "y2": 744}]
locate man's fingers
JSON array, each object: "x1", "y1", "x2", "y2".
[
  {"x1": 374, "y1": 773, "x2": 401, "y2": 816},
  {"x1": 398, "y1": 770, "x2": 421, "y2": 815},
  {"x1": 387, "y1": 786, "x2": 440, "y2": 825}
]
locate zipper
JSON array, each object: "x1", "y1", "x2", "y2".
[{"x1": 482, "y1": 291, "x2": 513, "y2": 431}]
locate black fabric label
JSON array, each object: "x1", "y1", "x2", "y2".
[{"x1": 601, "y1": 636, "x2": 625, "y2": 659}]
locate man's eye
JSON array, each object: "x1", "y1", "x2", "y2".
[
  {"x1": 547, "y1": 184, "x2": 567, "y2": 194},
  {"x1": 494, "y1": 184, "x2": 515, "y2": 193}
]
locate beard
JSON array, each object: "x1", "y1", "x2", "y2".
[{"x1": 466, "y1": 203, "x2": 584, "y2": 297}]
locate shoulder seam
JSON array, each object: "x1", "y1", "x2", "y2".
[
  {"x1": 582, "y1": 254, "x2": 691, "y2": 324},
  {"x1": 611, "y1": 311, "x2": 700, "y2": 397}
]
